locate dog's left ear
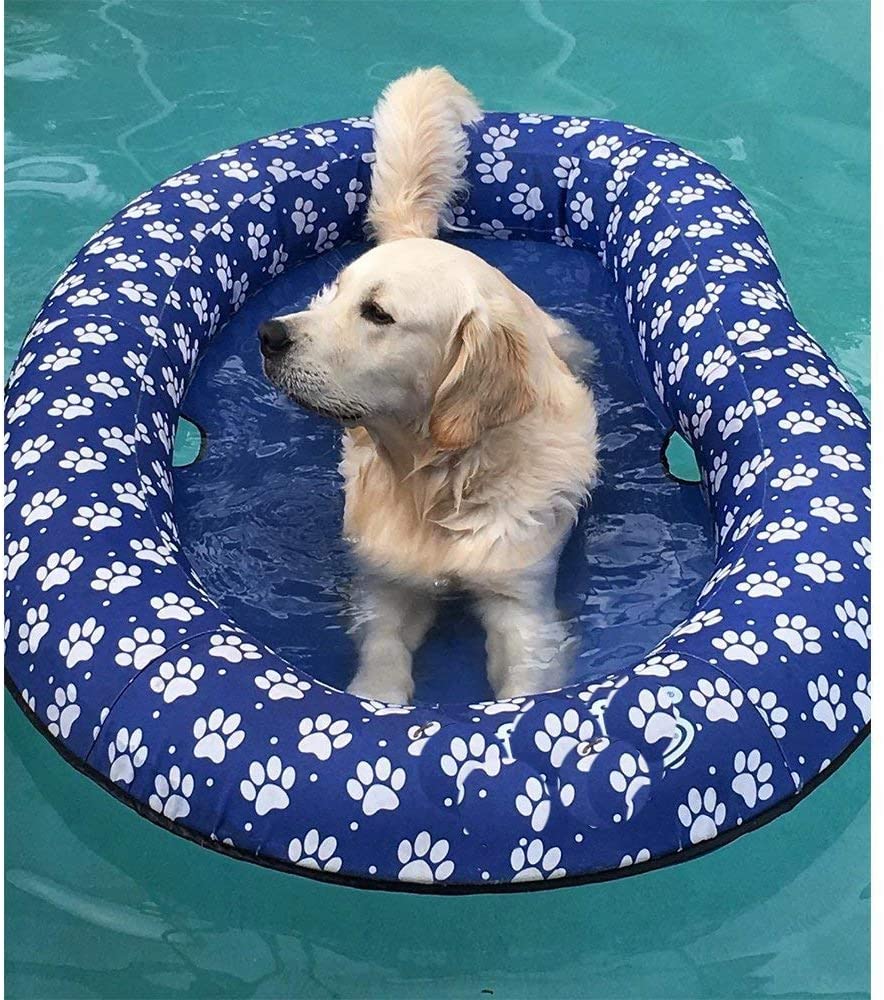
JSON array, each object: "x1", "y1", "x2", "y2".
[{"x1": 429, "y1": 309, "x2": 536, "y2": 450}]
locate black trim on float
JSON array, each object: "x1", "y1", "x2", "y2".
[{"x1": 4, "y1": 671, "x2": 870, "y2": 896}]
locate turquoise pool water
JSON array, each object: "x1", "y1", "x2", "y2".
[{"x1": 5, "y1": 2, "x2": 869, "y2": 996}]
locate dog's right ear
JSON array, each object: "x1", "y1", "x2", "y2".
[{"x1": 429, "y1": 309, "x2": 536, "y2": 450}]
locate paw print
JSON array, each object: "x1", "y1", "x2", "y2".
[
  {"x1": 835, "y1": 600, "x2": 870, "y2": 650},
  {"x1": 7, "y1": 387, "x2": 45, "y2": 423},
  {"x1": 108, "y1": 727, "x2": 148, "y2": 784},
  {"x1": 510, "y1": 838, "x2": 565, "y2": 882},
  {"x1": 819, "y1": 444, "x2": 865, "y2": 472},
  {"x1": 770, "y1": 462, "x2": 818, "y2": 491},
  {"x1": 671, "y1": 608, "x2": 724, "y2": 637},
  {"x1": 747, "y1": 687, "x2": 788, "y2": 739},
  {"x1": 150, "y1": 592, "x2": 204, "y2": 621},
  {"x1": 46, "y1": 683, "x2": 80, "y2": 739},
  {"x1": 731, "y1": 750, "x2": 774, "y2": 808},
  {"x1": 72, "y1": 502, "x2": 123, "y2": 532},
  {"x1": 254, "y1": 668, "x2": 311, "y2": 700},
  {"x1": 5, "y1": 538, "x2": 30, "y2": 580},
  {"x1": 627, "y1": 688, "x2": 679, "y2": 745},
  {"x1": 852, "y1": 674, "x2": 871, "y2": 725},
  {"x1": 91, "y1": 561, "x2": 142, "y2": 594},
  {"x1": 304, "y1": 125, "x2": 337, "y2": 146},
  {"x1": 668, "y1": 184, "x2": 705, "y2": 206},
  {"x1": 397, "y1": 832, "x2": 454, "y2": 883},
  {"x1": 10, "y1": 434, "x2": 54, "y2": 470},
  {"x1": 667, "y1": 344, "x2": 690, "y2": 383},
  {"x1": 483, "y1": 122, "x2": 518, "y2": 150},
  {"x1": 711, "y1": 630, "x2": 768, "y2": 666},
  {"x1": 509, "y1": 183, "x2": 543, "y2": 221},
  {"x1": 568, "y1": 190, "x2": 594, "y2": 229},
  {"x1": 149, "y1": 656, "x2": 204, "y2": 703},
  {"x1": 105, "y1": 251, "x2": 145, "y2": 271},
  {"x1": 727, "y1": 318, "x2": 769, "y2": 346},
  {"x1": 59, "y1": 617, "x2": 105, "y2": 668},
  {"x1": 678, "y1": 787, "x2": 726, "y2": 844},
  {"x1": 609, "y1": 752, "x2": 651, "y2": 819},
  {"x1": 297, "y1": 714, "x2": 352, "y2": 761},
  {"x1": 48, "y1": 393, "x2": 95, "y2": 420},
  {"x1": 661, "y1": 260, "x2": 697, "y2": 292},
  {"x1": 240, "y1": 756, "x2": 296, "y2": 815},
  {"x1": 37, "y1": 548, "x2": 83, "y2": 591},
  {"x1": 86, "y1": 372, "x2": 129, "y2": 399},
  {"x1": 795, "y1": 552, "x2": 843, "y2": 584},
  {"x1": 706, "y1": 253, "x2": 745, "y2": 273},
  {"x1": 149, "y1": 766, "x2": 194, "y2": 820},
  {"x1": 853, "y1": 536, "x2": 871, "y2": 570},
  {"x1": 553, "y1": 155, "x2": 581, "y2": 189},
  {"x1": 825, "y1": 399, "x2": 866, "y2": 429},
  {"x1": 785, "y1": 361, "x2": 829, "y2": 388},
  {"x1": 208, "y1": 632, "x2": 261, "y2": 663},
  {"x1": 22, "y1": 488, "x2": 67, "y2": 524},
  {"x1": 533, "y1": 709, "x2": 594, "y2": 768},
  {"x1": 736, "y1": 569, "x2": 790, "y2": 598},
  {"x1": 440, "y1": 734, "x2": 503, "y2": 801},
  {"x1": 690, "y1": 677, "x2": 744, "y2": 722},
  {"x1": 757, "y1": 516, "x2": 807, "y2": 544},
  {"x1": 110, "y1": 481, "x2": 146, "y2": 511},
  {"x1": 553, "y1": 116, "x2": 590, "y2": 138},
  {"x1": 515, "y1": 776, "x2": 552, "y2": 832},
  {"x1": 773, "y1": 614, "x2": 821, "y2": 655},
  {"x1": 634, "y1": 652, "x2": 688, "y2": 677},
  {"x1": 652, "y1": 150, "x2": 689, "y2": 169},
  {"x1": 17, "y1": 603, "x2": 50, "y2": 655},
  {"x1": 778, "y1": 409, "x2": 825, "y2": 435},
  {"x1": 696, "y1": 345, "x2": 736, "y2": 385},
  {"x1": 67, "y1": 287, "x2": 109, "y2": 307},
  {"x1": 476, "y1": 148, "x2": 513, "y2": 184},
  {"x1": 247, "y1": 221, "x2": 271, "y2": 260},
  {"x1": 809, "y1": 496, "x2": 857, "y2": 525},
  {"x1": 586, "y1": 134, "x2": 622, "y2": 159},
  {"x1": 180, "y1": 190, "x2": 220, "y2": 214},
  {"x1": 807, "y1": 675, "x2": 846, "y2": 732},
  {"x1": 732, "y1": 450, "x2": 773, "y2": 495},
  {"x1": 115, "y1": 627, "x2": 166, "y2": 669},
  {"x1": 193, "y1": 709, "x2": 245, "y2": 763},
  {"x1": 290, "y1": 196, "x2": 318, "y2": 234},
  {"x1": 288, "y1": 829, "x2": 342, "y2": 873},
  {"x1": 59, "y1": 446, "x2": 107, "y2": 474},
  {"x1": 647, "y1": 224, "x2": 680, "y2": 256},
  {"x1": 129, "y1": 536, "x2": 175, "y2": 566},
  {"x1": 346, "y1": 757, "x2": 406, "y2": 816},
  {"x1": 717, "y1": 399, "x2": 753, "y2": 439},
  {"x1": 685, "y1": 219, "x2": 724, "y2": 239},
  {"x1": 219, "y1": 158, "x2": 259, "y2": 181}
]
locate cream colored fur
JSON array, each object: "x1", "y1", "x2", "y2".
[{"x1": 261, "y1": 68, "x2": 599, "y2": 702}]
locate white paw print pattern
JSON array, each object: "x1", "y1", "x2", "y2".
[
  {"x1": 609, "y1": 752, "x2": 650, "y2": 820},
  {"x1": 37, "y1": 548, "x2": 84, "y2": 591},
  {"x1": 773, "y1": 614, "x2": 821, "y2": 655},
  {"x1": 347, "y1": 757, "x2": 406, "y2": 816},
  {"x1": 835, "y1": 600, "x2": 870, "y2": 650},
  {"x1": 149, "y1": 657, "x2": 205, "y2": 703},
  {"x1": 440, "y1": 734, "x2": 503, "y2": 801},
  {"x1": 91, "y1": 561, "x2": 142, "y2": 594},
  {"x1": 46, "y1": 683, "x2": 80, "y2": 739},
  {"x1": 690, "y1": 677, "x2": 744, "y2": 722},
  {"x1": 149, "y1": 766, "x2": 194, "y2": 820},
  {"x1": 150, "y1": 592, "x2": 204, "y2": 621},
  {"x1": 807, "y1": 675, "x2": 846, "y2": 732},
  {"x1": 254, "y1": 669, "x2": 311, "y2": 700},
  {"x1": 809, "y1": 496, "x2": 856, "y2": 524},
  {"x1": 731, "y1": 750, "x2": 774, "y2": 808},
  {"x1": 794, "y1": 552, "x2": 843, "y2": 584},
  {"x1": 115, "y1": 627, "x2": 166, "y2": 669},
  {"x1": 18, "y1": 604, "x2": 50, "y2": 655},
  {"x1": 710, "y1": 630, "x2": 768, "y2": 666},
  {"x1": 533, "y1": 709, "x2": 594, "y2": 768},
  {"x1": 736, "y1": 569, "x2": 790, "y2": 598},
  {"x1": 58, "y1": 617, "x2": 105, "y2": 668},
  {"x1": 678, "y1": 787, "x2": 726, "y2": 845},
  {"x1": 288, "y1": 830, "x2": 342, "y2": 873},
  {"x1": 297, "y1": 714, "x2": 352, "y2": 760},
  {"x1": 240, "y1": 756, "x2": 296, "y2": 815},
  {"x1": 208, "y1": 632, "x2": 261, "y2": 662},
  {"x1": 193, "y1": 709, "x2": 245, "y2": 763},
  {"x1": 515, "y1": 776, "x2": 552, "y2": 832},
  {"x1": 22, "y1": 488, "x2": 67, "y2": 524},
  {"x1": 510, "y1": 838, "x2": 565, "y2": 882},
  {"x1": 108, "y1": 727, "x2": 148, "y2": 784},
  {"x1": 397, "y1": 833, "x2": 454, "y2": 883}
]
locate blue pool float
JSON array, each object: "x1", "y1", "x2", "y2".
[{"x1": 4, "y1": 112, "x2": 870, "y2": 891}]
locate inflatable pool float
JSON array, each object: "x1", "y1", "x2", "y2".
[{"x1": 4, "y1": 112, "x2": 870, "y2": 891}]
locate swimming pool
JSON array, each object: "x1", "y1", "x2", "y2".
[{"x1": 5, "y1": 0, "x2": 869, "y2": 995}]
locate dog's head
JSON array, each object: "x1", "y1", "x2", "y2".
[{"x1": 260, "y1": 237, "x2": 555, "y2": 450}]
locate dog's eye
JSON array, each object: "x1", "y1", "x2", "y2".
[{"x1": 360, "y1": 300, "x2": 395, "y2": 326}]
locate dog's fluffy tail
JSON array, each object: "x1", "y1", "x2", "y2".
[{"x1": 366, "y1": 67, "x2": 482, "y2": 243}]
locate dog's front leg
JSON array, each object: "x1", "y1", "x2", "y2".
[
  {"x1": 477, "y1": 587, "x2": 571, "y2": 700},
  {"x1": 347, "y1": 576, "x2": 436, "y2": 704}
]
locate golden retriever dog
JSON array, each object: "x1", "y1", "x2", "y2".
[{"x1": 260, "y1": 68, "x2": 599, "y2": 703}]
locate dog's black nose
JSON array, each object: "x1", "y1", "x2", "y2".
[{"x1": 259, "y1": 318, "x2": 292, "y2": 357}]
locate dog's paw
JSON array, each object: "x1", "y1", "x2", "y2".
[{"x1": 346, "y1": 675, "x2": 413, "y2": 706}]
